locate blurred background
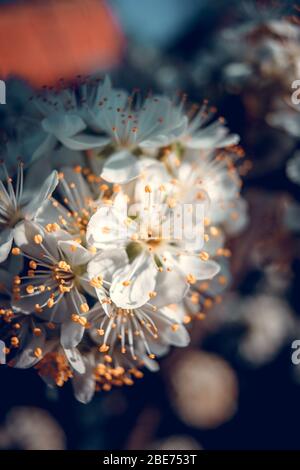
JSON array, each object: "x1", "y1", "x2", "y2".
[{"x1": 1, "y1": 0, "x2": 300, "y2": 450}]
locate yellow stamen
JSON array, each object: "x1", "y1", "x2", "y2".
[
  {"x1": 34, "y1": 234, "x2": 43, "y2": 244},
  {"x1": 80, "y1": 303, "x2": 89, "y2": 313}
]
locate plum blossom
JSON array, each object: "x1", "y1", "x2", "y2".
[
  {"x1": 86, "y1": 176, "x2": 219, "y2": 309},
  {"x1": 0, "y1": 74, "x2": 247, "y2": 400},
  {"x1": 90, "y1": 89, "x2": 188, "y2": 184},
  {"x1": 87, "y1": 248, "x2": 190, "y2": 355},
  {"x1": 12, "y1": 221, "x2": 94, "y2": 349},
  {"x1": 0, "y1": 160, "x2": 58, "y2": 263}
]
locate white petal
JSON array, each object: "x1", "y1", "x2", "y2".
[
  {"x1": 61, "y1": 320, "x2": 85, "y2": 349},
  {"x1": 224, "y1": 199, "x2": 249, "y2": 235},
  {"x1": 179, "y1": 255, "x2": 220, "y2": 280},
  {"x1": 160, "y1": 324, "x2": 190, "y2": 347},
  {"x1": 59, "y1": 133, "x2": 110, "y2": 150},
  {"x1": 87, "y1": 248, "x2": 129, "y2": 283},
  {"x1": 76, "y1": 274, "x2": 97, "y2": 299},
  {"x1": 42, "y1": 113, "x2": 86, "y2": 138},
  {"x1": 32, "y1": 133, "x2": 57, "y2": 161},
  {"x1": 12, "y1": 282, "x2": 51, "y2": 313},
  {"x1": 137, "y1": 96, "x2": 187, "y2": 147},
  {"x1": 187, "y1": 121, "x2": 240, "y2": 149},
  {"x1": 60, "y1": 287, "x2": 86, "y2": 349},
  {"x1": 206, "y1": 259, "x2": 232, "y2": 296},
  {"x1": 155, "y1": 307, "x2": 190, "y2": 347},
  {"x1": 58, "y1": 240, "x2": 92, "y2": 267},
  {"x1": 59, "y1": 166, "x2": 93, "y2": 203},
  {"x1": 22, "y1": 155, "x2": 52, "y2": 195},
  {"x1": 13, "y1": 287, "x2": 68, "y2": 323},
  {"x1": 12, "y1": 331, "x2": 46, "y2": 369},
  {"x1": 153, "y1": 269, "x2": 189, "y2": 308},
  {"x1": 35, "y1": 199, "x2": 62, "y2": 226},
  {"x1": 110, "y1": 252, "x2": 157, "y2": 309},
  {"x1": 72, "y1": 370, "x2": 95, "y2": 403},
  {"x1": 24, "y1": 171, "x2": 58, "y2": 220},
  {"x1": 64, "y1": 348, "x2": 86, "y2": 374},
  {"x1": 134, "y1": 159, "x2": 171, "y2": 202},
  {"x1": 204, "y1": 228, "x2": 225, "y2": 255},
  {"x1": 86, "y1": 203, "x2": 135, "y2": 248},
  {"x1": 14, "y1": 220, "x2": 60, "y2": 261},
  {"x1": 0, "y1": 228, "x2": 13, "y2": 263},
  {"x1": 140, "y1": 354, "x2": 160, "y2": 372},
  {"x1": 101, "y1": 150, "x2": 141, "y2": 183}
]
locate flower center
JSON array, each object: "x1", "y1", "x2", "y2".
[
  {"x1": 146, "y1": 238, "x2": 162, "y2": 249},
  {"x1": 7, "y1": 208, "x2": 23, "y2": 228},
  {"x1": 35, "y1": 352, "x2": 73, "y2": 387},
  {"x1": 52, "y1": 261, "x2": 75, "y2": 293},
  {"x1": 94, "y1": 354, "x2": 144, "y2": 392}
]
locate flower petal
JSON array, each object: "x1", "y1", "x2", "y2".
[
  {"x1": 61, "y1": 320, "x2": 85, "y2": 349},
  {"x1": 87, "y1": 248, "x2": 129, "y2": 283},
  {"x1": 153, "y1": 268, "x2": 189, "y2": 308},
  {"x1": 12, "y1": 330, "x2": 46, "y2": 369},
  {"x1": 0, "y1": 228, "x2": 13, "y2": 263},
  {"x1": 42, "y1": 113, "x2": 86, "y2": 138},
  {"x1": 64, "y1": 348, "x2": 86, "y2": 374},
  {"x1": 14, "y1": 220, "x2": 60, "y2": 261},
  {"x1": 58, "y1": 240, "x2": 93, "y2": 267},
  {"x1": 59, "y1": 133, "x2": 110, "y2": 150},
  {"x1": 24, "y1": 171, "x2": 59, "y2": 220},
  {"x1": 179, "y1": 255, "x2": 220, "y2": 280},
  {"x1": 72, "y1": 369, "x2": 95, "y2": 403},
  {"x1": 101, "y1": 150, "x2": 141, "y2": 183},
  {"x1": 32, "y1": 133, "x2": 57, "y2": 162},
  {"x1": 86, "y1": 202, "x2": 136, "y2": 248},
  {"x1": 187, "y1": 121, "x2": 240, "y2": 149},
  {"x1": 110, "y1": 252, "x2": 157, "y2": 309},
  {"x1": 155, "y1": 307, "x2": 190, "y2": 347}
]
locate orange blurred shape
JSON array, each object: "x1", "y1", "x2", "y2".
[{"x1": 0, "y1": 0, "x2": 124, "y2": 87}]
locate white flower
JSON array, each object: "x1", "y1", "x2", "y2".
[
  {"x1": 86, "y1": 175, "x2": 219, "y2": 308},
  {"x1": 94, "y1": 92, "x2": 187, "y2": 183},
  {"x1": 26, "y1": 77, "x2": 241, "y2": 185},
  {"x1": 88, "y1": 300, "x2": 189, "y2": 363},
  {"x1": 0, "y1": 161, "x2": 58, "y2": 263},
  {"x1": 179, "y1": 103, "x2": 239, "y2": 149},
  {"x1": 29, "y1": 77, "x2": 114, "y2": 157},
  {"x1": 0, "y1": 74, "x2": 246, "y2": 400},
  {"x1": 1, "y1": 279, "x2": 87, "y2": 380},
  {"x1": 162, "y1": 147, "x2": 248, "y2": 234},
  {"x1": 12, "y1": 221, "x2": 94, "y2": 349},
  {"x1": 161, "y1": 225, "x2": 231, "y2": 324},
  {"x1": 71, "y1": 345, "x2": 158, "y2": 402},
  {"x1": 36, "y1": 165, "x2": 111, "y2": 243},
  {"x1": 85, "y1": 248, "x2": 189, "y2": 372},
  {"x1": 30, "y1": 77, "x2": 187, "y2": 184}
]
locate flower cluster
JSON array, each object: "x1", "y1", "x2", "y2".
[
  {"x1": 192, "y1": 8, "x2": 300, "y2": 125},
  {"x1": 0, "y1": 77, "x2": 247, "y2": 402}
]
